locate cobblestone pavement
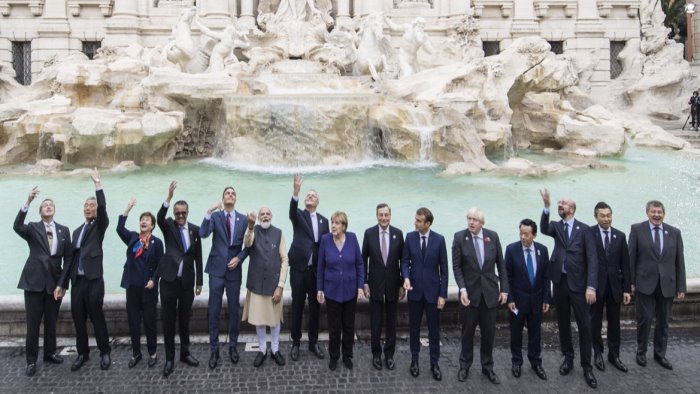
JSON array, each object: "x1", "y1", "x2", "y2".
[{"x1": 1, "y1": 323, "x2": 698, "y2": 393}]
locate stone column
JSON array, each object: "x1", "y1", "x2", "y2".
[
  {"x1": 35, "y1": 0, "x2": 72, "y2": 77},
  {"x1": 511, "y1": 0, "x2": 539, "y2": 38},
  {"x1": 354, "y1": 0, "x2": 384, "y2": 17},
  {"x1": 239, "y1": 0, "x2": 256, "y2": 29},
  {"x1": 568, "y1": 0, "x2": 607, "y2": 96},
  {"x1": 336, "y1": 0, "x2": 352, "y2": 29},
  {"x1": 104, "y1": 0, "x2": 142, "y2": 48},
  {"x1": 202, "y1": 0, "x2": 234, "y2": 27}
]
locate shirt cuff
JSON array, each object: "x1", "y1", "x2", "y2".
[
  {"x1": 543, "y1": 208, "x2": 550, "y2": 215},
  {"x1": 204, "y1": 214, "x2": 211, "y2": 220},
  {"x1": 459, "y1": 288, "x2": 467, "y2": 294},
  {"x1": 21, "y1": 204, "x2": 29, "y2": 212},
  {"x1": 292, "y1": 195, "x2": 299, "y2": 202},
  {"x1": 587, "y1": 286, "x2": 596, "y2": 291},
  {"x1": 163, "y1": 201, "x2": 170, "y2": 208}
]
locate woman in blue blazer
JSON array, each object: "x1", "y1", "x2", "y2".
[
  {"x1": 117, "y1": 199, "x2": 164, "y2": 369},
  {"x1": 316, "y1": 211, "x2": 365, "y2": 371}
]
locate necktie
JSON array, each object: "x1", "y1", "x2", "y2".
[
  {"x1": 603, "y1": 230, "x2": 610, "y2": 254},
  {"x1": 474, "y1": 235, "x2": 483, "y2": 269},
  {"x1": 226, "y1": 212, "x2": 232, "y2": 245},
  {"x1": 420, "y1": 235, "x2": 426, "y2": 258},
  {"x1": 78, "y1": 223, "x2": 87, "y2": 273},
  {"x1": 311, "y1": 213, "x2": 319, "y2": 243},
  {"x1": 526, "y1": 248, "x2": 535, "y2": 287},
  {"x1": 653, "y1": 226, "x2": 661, "y2": 255},
  {"x1": 180, "y1": 226, "x2": 189, "y2": 253},
  {"x1": 381, "y1": 230, "x2": 388, "y2": 266},
  {"x1": 563, "y1": 222, "x2": 570, "y2": 244},
  {"x1": 46, "y1": 225, "x2": 53, "y2": 255}
]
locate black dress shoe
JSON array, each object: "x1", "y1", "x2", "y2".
[
  {"x1": 329, "y1": 358, "x2": 338, "y2": 371},
  {"x1": 594, "y1": 353, "x2": 605, "y2": 372},
  {"x1": 410, "y1": 360, "x2": 419, "y2": 377},
  {"x1": 309, "y1": 344, "x2": 325, "y2": 359},
  {"x1": 482, "y1": 369, "x2": 500, "y2": 384},
  {"x1": 163, "y1": 361, "x2": 174, "y2": 377},
  {"x1": 385, "y1": 356, "x2": 395, "y2": 370},
  {"x1": 654, "y1": 356, "x2": 673, "y2": 370},
  {"x1": 71, "y1": 354, "x2": 89, "y2": 372},
  {"x1": 290, "y1": 345, "x2": 300, "y2": 361},
  {"x1": 532, "y1": 364, "x2": 547, "y2": 380},
  {"x1": 559, "y1": 359, "x2": 573, "y2": 375},
  {"x1": 342, "y1": 356, "x2": 353, "y2": 370},
  {"x1": 181, "y1": 354, "x2": 199, "y2": 367},
  {"x1": 636, "y1": 354, "x2": 647, "y2": 367},
  {"x1": 100, "y1": 353, "x2": 111, "y2": 370},
  {"x1": 128, "y1": 353, "x2": 142, "y2": 369},
  {"x1": 43, "y1": 353, "x2": 64, "y2": 364},
  {"x1": 272, "y1": 351, "x2": 286, "y2": 366},
  {"x1": 253, "y1": 351, "x2": 267, "y2": 368},
  {"x1": 230, "y1": 347, "x2": 239, "y2": 364},
  {"x1": 148, "y1": 354, "x2": 158, "y2": 368},
  {"x1": 457, "y1": 367, "x2": 469, "y2": 382},
  {"x1": 26, "y1": 363, "x2": 36, "y2": 377},
  {"x1": 512, "y1": 364, "x2": 521, "y2": 378},
  {"x1": 208, "y1": 351, "x2": 219, "y2": 370},
  {"x1": 430, "y1": 363, "x2": 442, "y2": 381},
  {"x1": 584, "y1": 370, "x2": 597, "y2": 389},
  {"x1": 372, "y1": 356, "x2": 382, "y2": 370},
  {"x1": 608, "y1": 355, "x2": 628, "y2": 373}
]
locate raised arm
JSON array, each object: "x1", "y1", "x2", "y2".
[
  {"x1": 14, "y1": 187, "x2": 39, "y2": 239},
  {"x1": 157, "y1": 181, "x2": 176, "y2": 231},
  {"x1": 92, "y1": 168, "x2": 109, "y2": 233},
  {"x1": 116, "y1": 198, "x2": 136, "y2": 244}
]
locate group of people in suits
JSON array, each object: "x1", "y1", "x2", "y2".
[{"x1": 14, "y1": 175, "x2": 687, "y2": 388}]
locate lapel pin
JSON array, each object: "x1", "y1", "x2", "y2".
[
  {"x1": 664, "y1": 230, "x2": 668, "y2": 235},
  {"x1": 58, "y1": 229, "x2": 61, "y2": 233},
  {"x1": 613, "y1": 234, "x2": 617, "y2": 239},
  {"x1": 236, "y1": 217, "x2": 239, "y2": 221},
  {"x1": 392, "y1": 235, "x2": 396, "y2": 239},
  {"x1": 576, "y1": 226, "x2": 580, "y2": 230},
  {"x1": 320, "y1": 219, "x2": 323, "y2": 224},
  {"x1": 537, "y1": 249, "x2": 541, "y2": 256}
]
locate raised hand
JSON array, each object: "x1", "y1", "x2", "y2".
[
  {"x1": 166, "y1": 181, "x2": 177, "y2": 203},
  {"x1": 247, "y1": 211, "x2": 257, "y2": 228},
  {"x1": 293, "y1": 174, "x2": 303, "y2": 197},
  {"x1": 90, "y1": 167, "x2": 101, "y2": 186},
  {"x1": 124, "y1": 198, "x2": 137, "y2": 216},
  {"x1": 27, "y1": 186, "x2": 40, "y2": 205},
  {"x1": 539, "y1": 188, "x2": 550, "y2": 208}
]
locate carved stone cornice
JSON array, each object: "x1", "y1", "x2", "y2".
[
  {"x1": 0, "y1": 0, "x2": 44, "y2": 17},
  {"x1": 596, "y1": 0, "x2": 639, "y2": 18},
  {"x1": 472, "y1": 1, "x2": 514, "y2": 18},
  {"x1": 67, "y1": 0, "x2": 114, "y2": 17},
  {"x1": 533, "y1": 0, "x2": 577, "y2": 18}
]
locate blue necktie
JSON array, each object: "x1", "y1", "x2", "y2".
[
  {"x1": 180, "y1": 226, "x2": 189, "y2": 253},
  {"x1": 420, "y1": 235, "x2": 426, "y2": 258},
  {"x1": 526, "y1": 248, "x2": 535, "y2": 287}
]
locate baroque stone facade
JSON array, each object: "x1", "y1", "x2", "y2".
[{"x1": 0, "y1": 0, "x2": 666, "y2": 100}]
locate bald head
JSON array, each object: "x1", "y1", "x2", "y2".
[{"x1": 557, "y1": 198, "x2": 576, "y2": 221}]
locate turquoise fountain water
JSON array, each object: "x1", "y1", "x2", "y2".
[{"x1": 2, "y1": 146, "x2": 698, "y2": 294}]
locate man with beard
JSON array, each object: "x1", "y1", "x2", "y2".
[
  {"x1": 242, "y1": 207, "x2": 289, "y2": 367},
  {"x1": 539, "y1": 189, "x2": 598, "y2": 389}
]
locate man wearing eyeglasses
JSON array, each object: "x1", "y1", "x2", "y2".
[
  {"x1": 157, "y1": 181, "x2": 203, "y2": 377},
  {"x1": 14, "y1": 187, "x2": 72, "y2": 377}
]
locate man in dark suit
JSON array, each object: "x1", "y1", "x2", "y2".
[
  {"x1": 505, "y1": 219, "x2": 550, "y2": 381},
  {"x1": 401, "y1": 207, "x2": 448, "y2": 381},
  {"x1": 452, "y1": 207, "x2": 508, "y2": 385},
  {"x1": 57, "y1": 169, "x2": 111, "y2": 372},
  {"x1": 14, "y1": 187, "x2": 72, "y2": 377},
  {"x1": 288, "y1": 174, "x2": 329, "y2": 361},
  {"x1": 539, "y1": 189, "x2": 598, "y2": 388},
  {"x1": 588, "y1": 202, "x2": 631, "y2": 373},
  {"x1": 629, "y1": 200, "x2": 686, "y2": 371},
  {"x1": 200, "y1": 186, "x2": 248, "y2": 369},
  {"x1": 157, "y1": 181, "x2": 203, "y2": 377},
  {"x1": 361, "y1": 203, "x2": 404, "y2": 371}
]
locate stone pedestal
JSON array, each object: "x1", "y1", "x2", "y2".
[
  {"x1": 201, "y1": 0, "x2": 232, "y2": 27},
  {"x1": 104, "y1": 0, "x2": 141, "y2": 48},
  {"x1": 35, "y1": 0, "x2": 72, "y2": 76},
  {"x1": 239, "y1": 0, "x2": 256, "y2": 29}
]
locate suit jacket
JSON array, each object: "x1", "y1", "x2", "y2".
[
  {"x1": 362, "y1": 225, "x2": 404, "y2": 302},
  {"x1": 288, "y1": 197, "x2": 329, "y2": 272},
  {"x1": 156, "y1": 203, "x2": 203, "y2": 290},
  {"x1": 452, "y1": 228, "x2": 509, "y2": 308},
  {"x1": 116, "y1": 215, "x2": 163, "y2": 303},
  {"x1": 629, "y1": 221, "x2": 686, "y2": 298},
  {"x1": 60, "y1": 189, "x2": 109, "y2": 284},
  {"x1": 540, "y1": 211, "x2": 598, "y2": 293},
  {"x1": 586, "y1": 225, "x2": 631, "y2": 303},
  {"x1": 200, "y1": 209, "x2": 249, "y2": 282},
  {"x1": 505, "y1": 241, "x2": 552, "y2": 313},
  {"x1": 401, "y1": 230, "x2": 448, "y2": 303},
  {"x1": 14, "y1": 209, "x2": 72, "y2": 294},
  {"x1": 317, "y1": 232, "x2": 365, "y2": 303}
]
